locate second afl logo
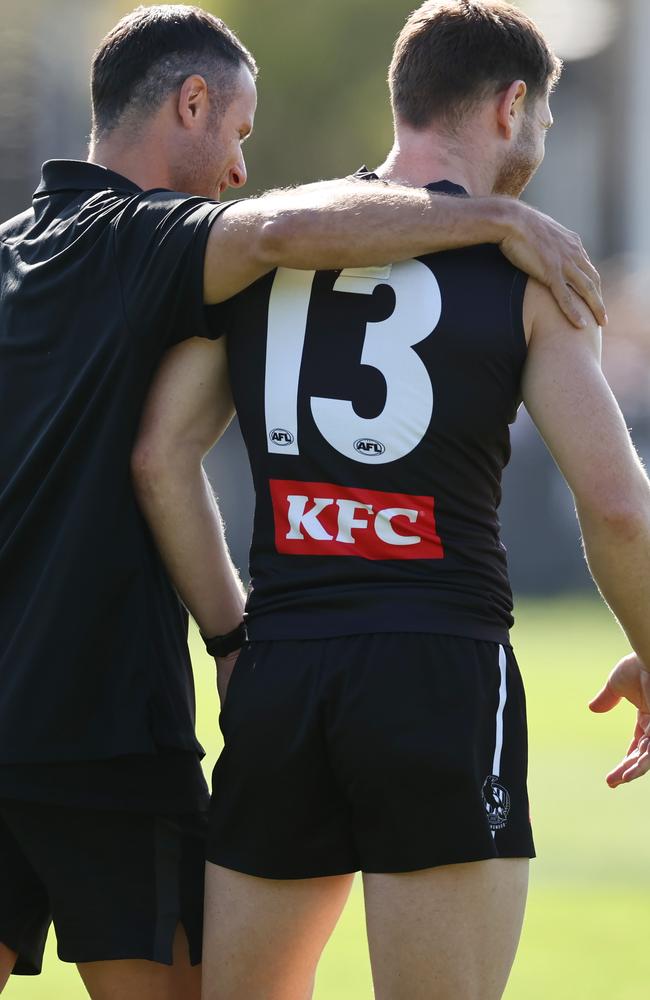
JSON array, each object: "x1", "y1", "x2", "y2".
[
  {"x1": 269, "y1": 428, "x2": 294, "y2": 446},
  {"x1": 353, "y1": 438, "x2": 386, "y2": 457}
]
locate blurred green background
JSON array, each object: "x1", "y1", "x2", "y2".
[
  {"x1": 2, "y1": 0, "x2": 650, "y2": 996},
  {"x1": 5, "y1": 600, "x2": 650, "y2": 999}
]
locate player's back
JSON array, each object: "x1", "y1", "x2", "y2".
[{"x1": 222, "y1": 180, "x2": 528, "y2": 644}]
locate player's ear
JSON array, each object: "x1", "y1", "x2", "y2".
[
  {"x1": 496, "y1": 80, "x2": 527, "y2": 140},
  {"x1": 177, "y1": 74, "x2": 209, "y2": 129}
]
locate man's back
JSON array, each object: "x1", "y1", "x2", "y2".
[
  {"x1": 0, "y1": 159, "x2": 224, "y2": 763},
  {"x1": 222, "y1": 180, "x2": 528, "y2": 643}
]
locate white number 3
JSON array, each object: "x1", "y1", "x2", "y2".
[{"x1": 265, "y1": 260, "x2": 442, "y2": 464}]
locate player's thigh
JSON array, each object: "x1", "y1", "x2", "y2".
[
  {"x1": 364, "y1": 858, "x2": 529, "y2": 1000},
  {"x1": 202, "y1": 862, "x2": 354, "y2": 1000},
  {"x1": 0, "y1": 943, "x2": 17, "y2": 993},
  {"x1": 78, "y1": 925, "x2": 200, "y2": 1000}
]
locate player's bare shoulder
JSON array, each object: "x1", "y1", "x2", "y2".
[{"x1": 523, "y1": 275, "x2": 600, "y2": 352}]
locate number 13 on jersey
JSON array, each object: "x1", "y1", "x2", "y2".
[{"x1": 264, "y1": 260, "x2": 442, "y2": 465}]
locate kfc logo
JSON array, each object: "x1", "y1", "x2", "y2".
[{"x1": 269, "y1": 480, "x2": 444, "y2": 560}]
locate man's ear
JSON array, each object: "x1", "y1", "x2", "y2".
[
  {"x1": 177, "y1": 74, "x2": 209, "y2": 129},
  {"x1": 496, "y1": 79, "x2": 527, "y2": 140}
]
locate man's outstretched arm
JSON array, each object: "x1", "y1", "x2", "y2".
[
  {"x1": 204, "y1": 179, "x2": 604, "y2": 329},
  {"x1": 521, "y1": 280, "x2": 650, "y2": 785}
]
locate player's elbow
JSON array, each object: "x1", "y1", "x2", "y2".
[
  {"x1": 130, "y1": 433, "x2": 186, "y2": 504},
  {"x1": 597, "y1": 502, "x2": 647, "y2": 543},
  {"x1": 131, "y1": 436, "x2": 166, "y2": 503},
  {"x1": 577, "y1": 486, "x2": 650, "y2": 544},
  {"x1": 254, "y1": 213, "x2": 298, "y2": 267}
]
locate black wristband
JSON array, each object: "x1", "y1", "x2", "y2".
[{"x1": 203, "y1": 621, "x2": 248, "y2": 659}]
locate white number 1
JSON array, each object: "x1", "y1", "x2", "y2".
[{"x1": 264, "y1": 260, "x2": 442, "y2": 465}]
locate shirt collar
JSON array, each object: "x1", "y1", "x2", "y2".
[
  {"x1": 35, "y1": 160, "x2": 143, "y2": 198},
  {"x1": 354, "y1": 165, "x2": 468, "y2": 198}
]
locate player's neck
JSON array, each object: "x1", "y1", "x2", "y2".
[{"x1": 376, "y1": 126, "x2": 497, "y2": 197}]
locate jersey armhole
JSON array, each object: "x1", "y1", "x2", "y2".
[{"x1": 508, "y1": 269, "x2": 529, "y2": 361}]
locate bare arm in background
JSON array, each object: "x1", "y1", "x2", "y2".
[
  {"x1": 521, "y1": 280, "x2": 650, "y2": 787},
  {"x1": 204, "y1": 178, "x2": 605, "y2": 328},
  {"x1": 132, "y1": 337, "x2": 244, "y2": 702}
]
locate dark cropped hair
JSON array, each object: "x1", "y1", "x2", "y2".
[
  {"x1": 389, "y1": 0, "x2": 561, "y2": 130},
  {"x1": 91, "y1": 4, "x2": 257, "y2": 139}
]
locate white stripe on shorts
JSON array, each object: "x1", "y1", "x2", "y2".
[{"x1": 491, "y1": 645, "x2": 508, "y2": 838}]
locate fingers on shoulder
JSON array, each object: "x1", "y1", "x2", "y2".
[{"x1": 524, "y1": 274, "x2": 600, "y2": 350}]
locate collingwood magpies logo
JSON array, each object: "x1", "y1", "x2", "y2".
[{"x1": 482, "y1": 775, "x2": 511, "y2": 831}]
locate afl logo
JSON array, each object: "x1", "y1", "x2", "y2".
[
  {"x1": 482, "y1": 775, "x2": 511, "y2": 831},
  {"x1": 269, "y1": 428, "x2": 294, "y2": 446},
  {"x1": 353, "y1": 438, "x2": 386, "y2": 457}
]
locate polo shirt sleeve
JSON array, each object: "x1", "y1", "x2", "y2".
[
  {"x1": 204, "y1": 297, "x2": 236, "y2": 341},
  {"x1": 203, "y1": 269, "x2": 275, "y2": 342},
  {"x1": 112, "y1": 191, "x2": 236, "y2": 349}
]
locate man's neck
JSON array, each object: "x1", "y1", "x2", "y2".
[
  {"x1": 375, "y1": 126, "x2": 497, "y2": 197},
  {"x1": 88, "y1": 133, "x2": 175, "y2": 192}
]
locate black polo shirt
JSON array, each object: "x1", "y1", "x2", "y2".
[{"x1": 0, "y1": 160, "x2": 228, "y2": 808}]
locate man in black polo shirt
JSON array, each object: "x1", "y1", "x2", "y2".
[{"x1": 0, "y1": 3, "x2": 605, "y2": 997}]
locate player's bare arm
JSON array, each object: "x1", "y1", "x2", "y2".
[
  {"x1": 132, "y1": 336, "x2": 245, "y2": 699},
  {"x1": 204, "y1": 179, "x2": 604, "y2": 329},
  {"x1": 521, "y1": 279, "x2": 650, "y2": 784}
]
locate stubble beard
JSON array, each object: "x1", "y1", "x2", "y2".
[
  {"x1": 492, "y1": 116, "x2": 541, "y2": 198},
  {"x1": 169, "y1": 127, "x2": 222, "y2": 199}
]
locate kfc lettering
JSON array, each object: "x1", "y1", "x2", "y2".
[{"x1": 269, "y1": 480, "x2": 444, "y2": 560}]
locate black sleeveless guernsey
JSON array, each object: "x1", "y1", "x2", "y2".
[{"x1": 216, "y1": 177, "x2": 528, "y2": 644}]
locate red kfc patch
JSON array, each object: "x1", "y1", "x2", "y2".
[{"x1": 269, "y1": 479, "x2": 444, "y2": 560}]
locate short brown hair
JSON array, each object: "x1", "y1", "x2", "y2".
[
  {"x1": 389, "y1": 0, "x2": 561, "y2": 130},
  {"x1": 91, "y1": 5, "x2": 257, "y2": 140}
]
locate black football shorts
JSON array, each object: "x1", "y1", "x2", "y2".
[
  {"x1": 208, "y1": 633, "x2": 535, "y2": 878},
  {"x1": 0, "y1": 801, "x2": 206, "y2": 975}
]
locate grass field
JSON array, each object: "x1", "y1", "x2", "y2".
[{"x1": 5, "y1": 597, "x2": 650, "y2": 999}]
